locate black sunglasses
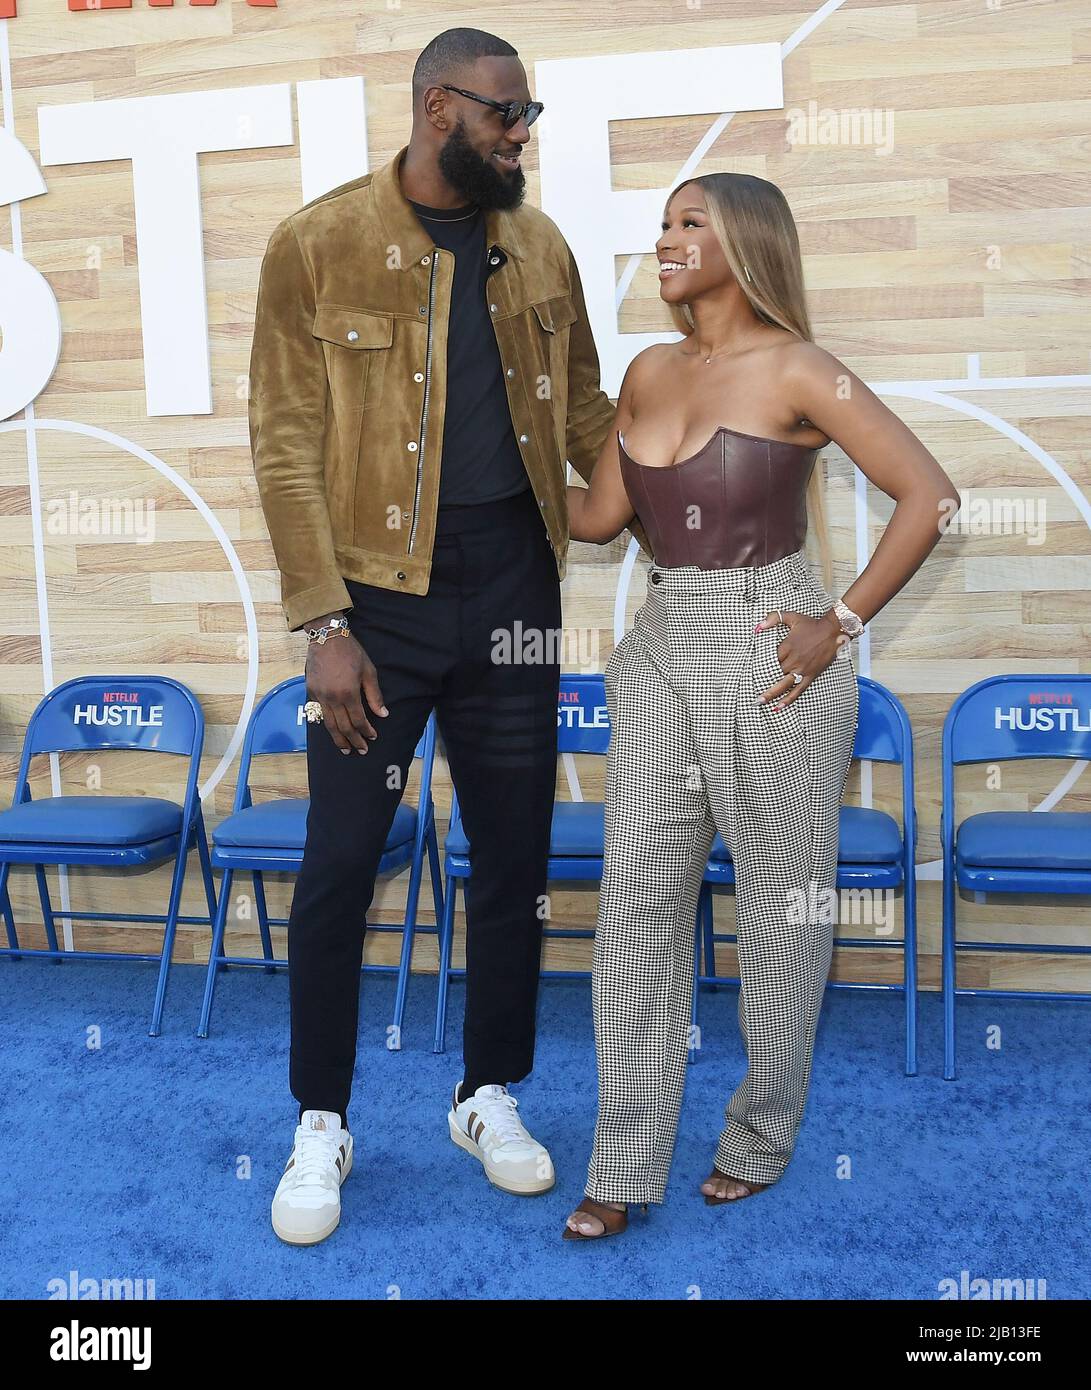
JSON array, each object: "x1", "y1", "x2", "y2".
[{"x1": 439, "y1": 84, "x2": 544, "y2": 130}]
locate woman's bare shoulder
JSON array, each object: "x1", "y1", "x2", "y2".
[
  {"x1": 620, "y1": 340, "x2": 685, "y2": 398},
  {"x1": 613, "y1": 342, "x2": 670, "y2": 409}
]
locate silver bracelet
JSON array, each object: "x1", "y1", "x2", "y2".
[{"x1": 304, "y1": 615, "x2": 350, "y2": 645}]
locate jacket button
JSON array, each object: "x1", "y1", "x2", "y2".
[
  {"x1": 407, "y1": 441, "x2": 418, "y2": 452},
  {"x1": 489, "y1": 303, "x2": 498, "y2": 313},
  {"x1": 519, "y1": 433, "x2": 528, "y2": 444},
  {"x1": 413, "y1": 372, "x2": 424, "y2": 382},
  {"x1": 421, "y1": 256, "x2": 430, "y2": 265},
  {"x1": 402, "y1": 510, "x2": 410, "y2": 519},
  {"x1": 506, "y1": 367, "x2": 515, "y2": 377},
  {"x1": 418, "y1": 306, "x2": 426, "y2": 315},
  {"x1": 490, "y1": 255, "x2": 501, "y2": 266},
  {"x1": 347, "y1": 330, "x2": 359, "y2": 341},
  {"x1": 651, "y1": 572, "x2": 661, "y2": 584},
  {"x1": 396, "y1": 571, "x2": 406, "y2": 581}
]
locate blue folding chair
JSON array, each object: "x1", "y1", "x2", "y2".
[
  {"x1": 433, "y1": 672, "x2": 710, "y2": 1053},
  {"x1": 197, "y1": 676, "x2": 444, "y2": 1042},
  {"x1": 942, "y1": 673, "x2": 1091, "y2": 1080},
  {"x1": 696, "y1": 676, "x2": 919, "y2": 1075},
  {"x1": 0, "y1": 675, "x2": 215, "y2": 1035}
]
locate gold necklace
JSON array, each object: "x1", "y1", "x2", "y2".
[
  {"x1": 685, "y1": 345, "x2": 734, "y2": 365},
  {"x1": 415, "y1": 208, "x2": 479, "y2": 222}
]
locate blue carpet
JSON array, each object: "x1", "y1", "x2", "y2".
[{"x1": 1, "y1": 956, "x2": 1087, "y2": 1300}]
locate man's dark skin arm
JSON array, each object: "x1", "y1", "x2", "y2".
[{"x1": 302, "y1": 611, "x2": 390, "y2": 756}]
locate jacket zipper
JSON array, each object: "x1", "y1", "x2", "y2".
[{"x1": 408, "y1": 248, "x2": 440, "y2": 554}]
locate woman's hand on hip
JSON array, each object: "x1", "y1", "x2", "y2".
[{"x1": 754, "y1": 609, "x2": 850, "y2": 711}]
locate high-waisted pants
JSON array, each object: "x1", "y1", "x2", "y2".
[{"x1": 584, "y1": 547, "x2": 858, "y2": 1205}]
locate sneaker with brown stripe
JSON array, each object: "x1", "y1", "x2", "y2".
[
  {"x1": 448, "y1": 1084, "x2": 555, "y2": 1195},
  {"x1": 271, "y1": 1109, "x2": 353, "y2": 1245}
]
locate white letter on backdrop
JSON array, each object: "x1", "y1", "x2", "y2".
[
  {"x1": 37, "y1": 84, "x2": 293, "y2": 416},
  {"x1": 535, "y1": 45, "x2": 784, "y2": 395}
]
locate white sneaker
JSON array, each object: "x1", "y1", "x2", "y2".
[
  {"x1": 448, "y1": 1084, "x2": 555, "y2": 1195},
  {"x1": 271, "y1": 1109, "x2": 353, "y2": 1245}
]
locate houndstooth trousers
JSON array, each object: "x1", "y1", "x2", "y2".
[{"x1": 584, "y1": 547, "x2": 859, "y2": 1205}]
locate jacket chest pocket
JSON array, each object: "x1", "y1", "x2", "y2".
[
  {"x1": 531, "y1": 294, "x2": 577, "y2": 338},
  {"x1": 312, "y1": 305, "x2": 393, "y2": 412},
  {"x1": 529, "y1": 294, "x2": 577, "y2": 409}
]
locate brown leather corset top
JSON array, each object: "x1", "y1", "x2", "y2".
[{"x1": 617, "y1": 425, "x2": 820, "y2": 570}]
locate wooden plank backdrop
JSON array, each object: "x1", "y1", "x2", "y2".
[{"x1": 1, "y1": 0, "x2": 1088, "y2": 1001}]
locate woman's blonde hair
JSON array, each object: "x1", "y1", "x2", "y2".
[{"x1": 662, "y1": 172, "x2": 833, "y2": 591}]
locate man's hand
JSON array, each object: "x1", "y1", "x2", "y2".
[
  {"x1": 304, "y1": 613, "x2": 388, "y2": 754},
  {"x1": 754, "y1": 608, "x2": 849, "y2": 712}
]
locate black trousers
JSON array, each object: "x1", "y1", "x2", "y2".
[{"x1": 287, "y1": 486, "x2": 561, "y2": 1125}]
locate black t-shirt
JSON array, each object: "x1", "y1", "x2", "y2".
[{"x1": 407, "y1": 198, "x2": 531, "y2": 507}]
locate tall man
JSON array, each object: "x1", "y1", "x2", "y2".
[{"x1": 249, "y1": 27, "x2": 649, "y2": 1245}]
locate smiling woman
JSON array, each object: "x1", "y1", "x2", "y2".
[{"x1": 563, "y1": 167, "x2": 960, "y2": 1240}]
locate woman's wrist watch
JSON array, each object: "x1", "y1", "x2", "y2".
[{"x1": 832, "y1": 598, "x2": 865, "y2": 639}]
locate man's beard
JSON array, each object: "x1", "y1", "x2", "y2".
[{"x1": 437, "y1": 117, "x2": 525, "y2": 211}]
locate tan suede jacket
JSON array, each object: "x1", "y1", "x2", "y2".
[{"x1": 248, "y1": 143, "x2": 651, "y2": 630}]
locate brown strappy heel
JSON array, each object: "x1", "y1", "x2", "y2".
[
  {"x1": 701, "y1": 1168, "x2": 772, "y2": 1205},
  {"x1": 562, "y1": 1196, "x2": 644, "y2": 1241}
]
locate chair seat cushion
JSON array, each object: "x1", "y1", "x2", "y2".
[
  {"x1": 711, "y1": 804, "x2": 902, "y2": 864},
  {"x1": 0, "y1": 795, "x2": 182, "y2": 846},
  {"x1": 447, "y1": 801, "x2": 605, "y2": 859},
  {"x1": 213, "y1": 798, "x2": 417, "y2": 852},
  {"x1": 957, "y1": 811, "x2": 1091, "y2": 871}
]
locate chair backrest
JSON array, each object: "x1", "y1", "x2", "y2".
[
  {"x1": 233, "y1": 676, "x2": 437, "y2": 812},
  {"x1": 12, "y1": 674, "x2": 205, "y2": 813},
  {"x1": 853, "y1": 677, "x2": 912, "y2": 765},
  {"x1": 941, "y1": 674, "x2": 1091, "y2": 843},
  {"x1": 943, "y1": 674, "x2": 1091, "y2": 766},
  {"x1": 24, "y1": 675, "x2": 202, "y2": 758},
  {"x1": 849, "y1": 677, "x2": 916, "y2": 844},
  {"x1": 557, "y1": 672, "x2": 610, "y2": 755}
]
